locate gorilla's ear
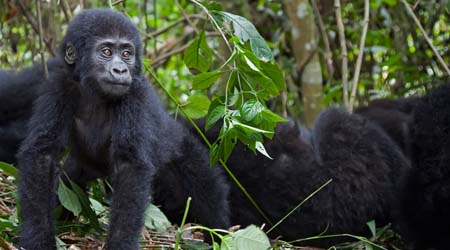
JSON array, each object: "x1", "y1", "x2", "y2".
[{"x1": 65, "y1": 42, "x2": 76, "y2": 65}]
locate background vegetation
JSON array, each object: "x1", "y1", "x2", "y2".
[{"x1": 0, "y1": 0, "x2": 449, "y2": 249}]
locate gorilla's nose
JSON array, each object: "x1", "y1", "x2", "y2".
[
  {"x1": 110, "y1": 64, "x2": 131, "y2": 83},
  {"x1": 112, "y1": 65, "x2": 128, "y2": 75}
]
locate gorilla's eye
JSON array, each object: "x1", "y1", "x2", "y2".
[
  {"x1": 122, "y1": 50, "x2": 131, "y2": 58},
  {"x1": 102, "y1": 48, "x2": 113, "y2": 57}
]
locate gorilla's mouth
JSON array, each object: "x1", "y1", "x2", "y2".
[
  {"x1": 97, "y1": 79, "x2": 131, "y2": 97},
  {"x1": 98, "y1": 76, "x2": 132, "y2": 86},
  {"x1": 105, "y1": 80, "x2": 131, "y2": 86}
]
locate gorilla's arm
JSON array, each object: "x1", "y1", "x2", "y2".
[
  {"x1": 106, "y1": 81, "x2": 155, "y2": 249},
  {"x1": 18, "y1": 75, "x2": 76, "y2": 250}
]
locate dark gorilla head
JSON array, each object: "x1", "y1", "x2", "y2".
[{"x1": 60, "y1": 9, "x2": 142, "y2": 98}]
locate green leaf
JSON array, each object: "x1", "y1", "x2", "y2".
[
  {"x1": 0, "y1": 162, "x2": 17, "y2": 178},
  {"x1": 0, "y1": 218, "x2": 14, "y2": 230},
  {"x1": 367, "y1": 220, "x2": 377, "y2": 237},
  {"x1": 212, "y1": 11, "x2": 273, "y2": 62},
  {"x1": 192, "y1": 71, "x2": 223, "y2": 90},
  {"x1": 144, "y1": 204, "x2": 171, "y2": 232},
  {"x1": 259, "y1": 109, "x2": 287, "y2": 139},
  {"x1": 89, "y1": 198, "x2": 106, "y2": 215},
  {"x1": 184, "y1": 31, "x2": 213, "y2": 73},
  {"x1": 221, "y1": 234, "x2": 237, "y2": 250},
  {"x1": 206, "y1": 101, "x2": 225, "y2": 131},
  {"x1": 233, "y1": 225, "x2": 271, "y2": 250},
  {"x1": 260, "y1": 61, "x2": 286, "y2": 92},
  {"x1": 255, "y1": 141, "x2": 272, "y2": 159},
  {"x1": 183, "y1": 94, "x2": 211, "y2": 119},
  {"x1": 240, "y1": 99, "x2": 263, "y2": 122},
  {"x1": 243, "y1": 55, "x2": 261, "y2": 72},
  {"x1": 222, "y1": 128, "x2": 237, "y2": 162},
  {"x1": 364, "y1": 242, "x2": 374, "y2": 250},
  {"x1": 70, "y1": 181, "x2": 100, "y2": 229},
  {"x1": 210, "y1": 143, "x2": 221, "y2": 167},
  {"x1": 261, "y1": 109, "x2": 288, "y2": 123},
  {"x1": 235, "y1": 127, "x2": 263, "y2": 153},
  {"x1": 57, "y1": 179, "x2": 82, "y2": 216},
  {"x1": 233, "y1": 121, "x2": 273, "y2": 135},
  {"x1": 56, "y1": 237, "x2": 66, "y2": 250},
  {"x1": 237, "y1": 58, "x2": 279, "y2": 97}
]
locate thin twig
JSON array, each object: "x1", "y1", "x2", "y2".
[
  {"x1": 149, "y1": 32, "x2": 221, "y2": 68},
  {"x1": 266, "y1": 179, "x2": 333, "y2": 234},
  {"x1": 143, "y1": 0, "x2": 149, "y2": 52},
  {"x1": 175, "y1": 0, "x2": 199, "y2": 34},
  {"x1": 112, "y1": 0, "x2": 126, "y2": 5},
  {"x1": 401, "y1": 0, "x2": 450, "y2": 76},
  {"x1": 144, "y1": 14, "x2": 205, "y2": 41},
  {"x1": 334, "y1": 0, "x2": 349, "y2": 110},
  {"x1": 17, "y1": 0, "x2": 56, "y2": 56},
  {"x1": 36, "y1": 0, "x2": 48, "y2": 79},
  {"x1": 349, "y1": 0, "x2": 370, "y2": 112},
  {"x1": 60, "y1": 0, "x2": 72, "y2": 22},
  {"x1": 311, "y1": 0, "x2": 334, "y2": 83},
  {"x1": 190, "y1": 0, "x2": 233, "y2": 53},
  {"x1": 174, "y1": 197, "x2": 191, "y2": 250},
  {"x1": 151, "y1": 43, "x2": 190, "y2": 68},
  {"x1": 412, "y1": 0, "x2": 421, "y2": 10},
  {"x1": 153, "y1": 0, "x2": 157, "y2": 55}
]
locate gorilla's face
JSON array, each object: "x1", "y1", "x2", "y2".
[
  {"x1": 90, "y1": 38, "x2": 136, "y2": 97},
  {"x1": 65, "y1": 37, "x2": 137, "y2": 99},
  {"x1": 61, "y1": 9, "x2": 142, "y2": 99},
  {"x1": 82, "y1": 37, "x2": 136, "y2": 97}
]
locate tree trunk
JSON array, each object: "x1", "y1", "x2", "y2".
[{"x1": 284, "y1": 0, "x2": 323, "y2": 127}]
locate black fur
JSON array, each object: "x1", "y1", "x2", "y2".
[
  {"x1": 355, "y1": 97, "x2": 419, "y2": 157},
  {"x1": 8, "y1": 9, "x2": 229, "y2": 250},
  {"x1": 400, "y1": 84, "x2": 450, "y2": 250},
  {"x1": 198, "y1": 108, "x2": 409, "y2": 246},
  {"x1": 0, "y1": 66, "x2": 44, "y2": 163}
]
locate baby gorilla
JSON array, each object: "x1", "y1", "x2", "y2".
[{"x1": 17, "y1": 9, "x2": 229, "y2": 250}]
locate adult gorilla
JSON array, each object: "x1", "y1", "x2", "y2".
[
  {"x1": 195, "y1": 108, "x2": 410, "y2": 247},
  {"x1": 352, "y1": 90, "x2": 450, "y2": 250},
  {"x1": 14, "y1": 9, "x2": 229, "y2": 250},
  {"x1": 357, "y1": 87, "x2": 450, "y2": 250}
]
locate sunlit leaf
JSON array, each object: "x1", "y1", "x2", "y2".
[
  {"x1": 206, "y1": 101, "x2": 226, "y2": 131},
  {"x1": 221, "y1": 234, "x2": 237, "y2": 250},
  {"x1": 255, "y1": 141, "x2": 272, "y2": 160},
  {"x1": 211, "y1": 11, "x2": 273, "y2": 62},
  {"x1": 184, "y1": 94, "x2": 211, "y2": 119},
  {"x1": 184, "y1": 31, "x2": 213, "y2": 73},
  {"x1": 0, "y1": 162, "x2": 17, "y2": 178},
  {"x1": 144, "y1": 204, "x2": 171, "y2": 232},
  {"x1": 240, "y1": 99, "x2": 263, "y2": 122},
  {"x1": 192, "y1": 71, "x2": 223, "y2": 90},
  {"x1": 233, "y1": 225, "x2": 271, "y2": 250}
]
